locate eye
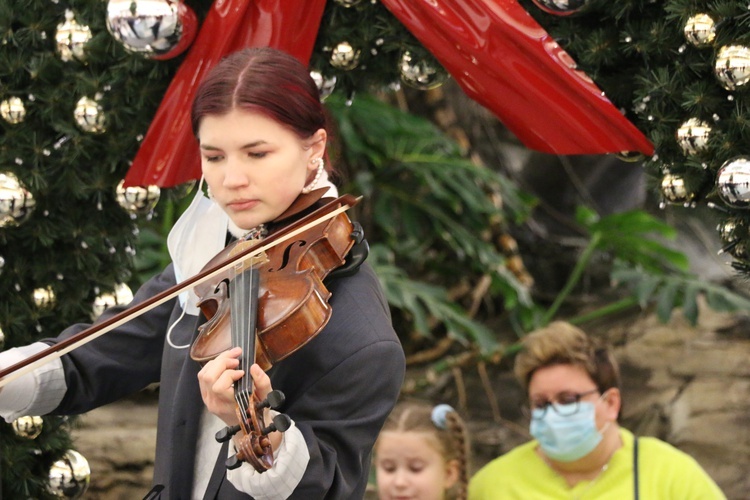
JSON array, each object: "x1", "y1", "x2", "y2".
[
  {"x1": 202, "y1": 154, "x2": 224, "y2": 163},
  {"x1": 247, "y1": 151, "x2": 268, "y2": 159},
  {"x1": 556, "y1": 393, "x2": 579, "y2": 405},
  {"x1": 530, "y1": 399, "x2": 549, "y2": 410}
]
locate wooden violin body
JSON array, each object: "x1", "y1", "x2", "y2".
[{"x1": 190, "y1": 196, "x2": 357, "y2": 370}]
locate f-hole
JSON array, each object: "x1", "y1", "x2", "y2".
[{"x1": 267, "y1": 240, "x2": 307, "y2": 272}]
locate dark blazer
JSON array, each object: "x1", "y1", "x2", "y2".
[{"x1": 47, "y1": 261, "x2": 405, "y2": 499}]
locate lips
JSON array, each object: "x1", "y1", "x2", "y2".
[{"x1": 227, "y1": 199, "x2": 259, "y2": 211}]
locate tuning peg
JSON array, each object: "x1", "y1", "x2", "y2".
[
  {"x1": 225, "y1": 455, "x2": 242, "y2": 470},
  {"x1": 262, "y1": 413, "x2": 292, "y2": 435},
  {"x1": 215, "y1": 424, "x2": 241, "y2": 443},
  {"x1": 256, "y1": 389, "x2": 285, "y2": 411}
]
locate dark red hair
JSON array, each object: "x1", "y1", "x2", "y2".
[{"x1": 191, "y1": 47, "x2": 331, "y2": 167}]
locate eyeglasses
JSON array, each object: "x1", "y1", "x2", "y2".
[{"x1": 523, "y1": 389, "x2": 600, "y2": 419}]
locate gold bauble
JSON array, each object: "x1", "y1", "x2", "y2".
[
  {"x1": 676, "y1": 118, "x2": 712, "y2": 156},
  {"x1": 74, "y1": 96, "x2": 106, "y2": 133},
  {"x1": 47, "y1": 449, "x2": 91, "y2": 499},
  {"x1": 718, "y1": 217, "x2": 745, "y2": 243},
  {"x1": 91, "y1": 282, "x2": 134, "y2": 320},
  {"x1": 399, "y1": 51, "x2": 448, "y2": 90},
  {"x1": 714, "y1": 44, "x2": 750, "y2": 91},
  {"x1": 33, "y1": 286, "x2": 56, "y2": 308},
  {"x1": 614, "y1": 151, "x2": 646, "y2": 163},
  {"x1": 684, "y1": 13, "x2": 716, "y2": 48},
  {"x1": 330, "y1": 42, "x2": 360, "y2": 71},
  {"x1": 0, "y1": 97, "x2": 26, "y2": 124},
  {"x1": 660, "y1": 174, "x2": 695, "y2": 204},
  {"x1": 55, "y1": 9, "x2": 92, "y2": 62},
  {"x1": 12, "y1": 415, "x2": 44, "y2": 439},
  {"x1": 0, "y1": 172, "x2": 35, "y2": 228},
  {"x1": 116, "y1": 180, "x2": 161, "y2": 215}
]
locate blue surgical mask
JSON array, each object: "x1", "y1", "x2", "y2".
[{"x1": 529, "y1": 401, "x2": 604, "y2": 462}]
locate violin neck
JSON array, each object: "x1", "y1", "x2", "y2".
[{"x1": 230, "y1": 265, "x2": 260, "y2": 397}]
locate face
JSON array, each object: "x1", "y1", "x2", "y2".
[
  {"x1": 376, "y1": 431, "x2": 458, "y2": 500},
  {"x1": 198, "y1": 108, "x2": 326, "y2": 230},
  {"x1": 527, "y1": 364, "x2": 619, "y2": 431}
]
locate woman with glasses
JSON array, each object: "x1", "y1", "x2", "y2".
[{"x1": 468, "y1": 321, "x2": 725, "y2": 499}]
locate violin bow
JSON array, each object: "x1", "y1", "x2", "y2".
[{"x1": 0, "y1": 195, "x2": 360, "y2": 388}]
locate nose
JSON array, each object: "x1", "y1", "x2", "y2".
[{"x1": 222, "y1": 156, "x2": 250, "y2": 188}]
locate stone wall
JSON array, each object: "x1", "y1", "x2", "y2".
[{"x1": 70, "y1": 302, "x2": 750, "y2": 499}]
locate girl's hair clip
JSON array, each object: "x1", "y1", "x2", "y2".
[{"x1": 431, "y1": 404, "x2": 455, "y2": 429}]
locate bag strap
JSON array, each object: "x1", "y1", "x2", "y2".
[{"x1": 633, "y1": 436, "x2": 639, "y2": 500}]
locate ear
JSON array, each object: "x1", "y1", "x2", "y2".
[
  {"x1": 443, "y1": 458, "x2": 460, "y2": 490},
  {"x1": 306, "y1": 129, "x2": 327, "y2": 169},
  {"x1": 602, "y1": 388, "x2": 621, "y2": 421}
]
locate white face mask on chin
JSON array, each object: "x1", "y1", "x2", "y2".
[{"x1": 167, "y1": 182, "x2": 228, "y2": 316}]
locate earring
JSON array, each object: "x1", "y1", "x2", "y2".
[{"x1": 302, "y1": 158, "x2": 325, "y2": 194}]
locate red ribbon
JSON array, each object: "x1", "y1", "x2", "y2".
[
  {"x1": 381, "y1": 0, "x2": 654, "y2": 156},
  {"x1": 123, "y1": 0, "x2": 327, "y2": 188}
]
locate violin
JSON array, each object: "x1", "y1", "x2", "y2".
[
  {"x1": 190, "y1": 194, "x2": 366, "y2": 472},
  {"x1": 0, "y1": 195, "x2": 365, "y2": 473}
]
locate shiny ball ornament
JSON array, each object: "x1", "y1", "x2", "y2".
[
  {"x1": 718, "y1": 217, "x2": 745, "y2": 244},
  {"x1": 0, "y1": 97, "x2": 26, "y2": 124},
  {"x1": 0, "y1": 172, "x2": 35, "y2": 227},
  {"x1": 660, "y1": 173, "x2": 695, "y2": 205},
  {"x1": 684, "y1": 13, "x2": 716, "y2": 48},
  {"x1": 106, "y1": 0, "x2": 198, "y2": 60},
  {"x1": 714, "y1": 45, "x2": 750, "y2": 91},
  {"x1": 531, "y1": 0, "x2": 588, "y2": 16},
  {"x1": 717, "y1": 156, "x2": 750, "y2": 209},
  {"x1": 91, "y1": 282, "x2": 134, "y2": 320},
  {"x1": 116, "y1": 180, "x2": 160, "y2": 215},
  {"x1": 399, "y1": 51, "x2": 448, "y2": 90},
  {"x1": 676, "y1": 118, "x2": 712, "y2": 156},
  {"x1": 614, "y1": 151, "x2": 645, "y2": 163},
  {"x1": 0, "y1": 325, "x2": 4, "y2": 351},
  {"x1": 33, "y1": 286, "x2": 56, "y2": 309},
  {"x1": 47, "y1": 449, "x2": 91, "y2": 499},
  {"x1": 333, "y1": 0, "x2": 363, "y2": 6},
  {"x1": 74, "y1": 96, "x2": 105, "y2": 133},
  {"x1": 55, "y1": 9, "x2": 92, "y2": 62},
  {"x1": 12, "y1": 415, "x2": 44, "y2": 439},
  {"x1": 330, "y1": 42, "x2": 361, "y2": 71},
  {"x1": 310, "y1": 71, "x2": 337, "y2": 101}
]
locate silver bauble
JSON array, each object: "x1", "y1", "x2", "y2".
[
  {"x1": 399, "y1": 51, "x2": 448, "y2": 90},
  {"x1": 12, "y1": 415, "x2": 44, "y2": 439},
  {"x1": 74, "y1": 96, "x2": 106, "y2": 133},
  {"x1": 310, "y1": 71, "x2": 337, "y2": 101},
  {"x1": 531, "y1": 0, "x2": 588, "y2": 16},
  {"x1": 714, "y1": 45, "x2": 750, "y2": 91},
  {"x1": 717, "y1": 156, "x2": 750, "y2": 209},
  {"x1": 330, "y1": 42, "x2": 360, "y2": 71},
  {"x1": 33, "y1": 286, "x2": 56, "y2": 309},
  {"x1": 91, "y1": 282, "x2": 134, "y2": 320},
  {"x1": 106, "y1": 0, "x2": 197, "y2": 60},
  {"x1": 676, "y1": 118, "x2": 712, "y2": 156},
  {"x1": 0, "y1": 172, "x2": 35, "y2": 227},
  {"x1": 684, "y1": 13, "x2": 716, "y2": 48},
  {"x1": 116, "y1": 180, "x2": 161, "y2": 215},
  {"x1": 660, "y1": 174, "x2": 695, "y2": 204},
  {"x1": 55, "y1": 9, "x2": 92, "y2": 62},
  {"x1": 0, "y1": 325, "x2": 4, "y2": 351},
  {"x1": 47, "y1": 449, "x2": 91, "y2": 499},
  {"x1": 0, "y1": 97, "x2": 26, "y2": 124}
]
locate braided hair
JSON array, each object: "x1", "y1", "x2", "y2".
[{"x1": 378, "y1": 400, "x2": 471, "y2": 500}]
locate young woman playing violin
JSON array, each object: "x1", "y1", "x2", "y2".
[{"x1": 0, "y1": 47, "x2": 405, "y2": 499}]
